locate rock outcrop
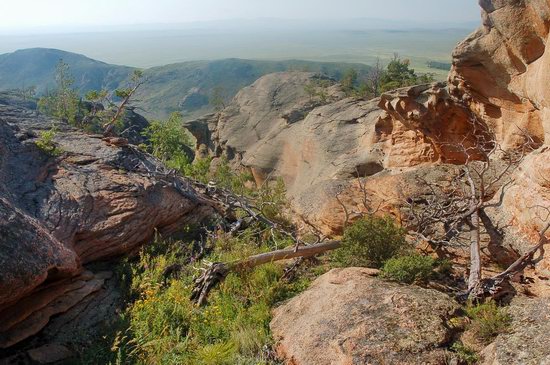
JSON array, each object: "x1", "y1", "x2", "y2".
[
  {"x1": 0, "y1": 99, "x2": 214, "y2": 348},
  {"x1": 270, "y1": 268, "x2": 459, "y2": 365},
  {"x1": 186, "y1": 0, "x2": 550, "y2": 246},
  {"x1": 188, "y1": 74, "x2": 479, "y2": 234},
  {"x1": 450, "y1": 0, "x2": 549, "y2": 149}
]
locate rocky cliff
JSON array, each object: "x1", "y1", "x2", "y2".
[
  {"x1": 188, "y1": 0, "x2": 549, "y2": 247},
  {"x1": 183, "y1": 4, "x2": 550, "y2": 362},
  {"x1": 0, "y1": 98, "x2": 214, "y2": 348}
]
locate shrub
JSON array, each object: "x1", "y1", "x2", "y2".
[
  {"x1": 332, "y1": 216, "x2": 407, "y2": 268},
  {"x1": 35, "y1": 127, "x2": 63, "y2": 156},
  {"x1": 465, "y1": 300, "x2": 512, "y2": 344},
  {"x1": 381, "y1": 254, "x2": 435, "y2": 284},
  {"x1": 141, "y1": 112, "x2": 194, "y2": 164},
  {"x1": 450, "y1": 341, "x2": 479, "y2": 364}
]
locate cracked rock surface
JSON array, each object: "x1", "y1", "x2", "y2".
[
  {"x1": 270, "y1": 268, "x2": 459, "y2": 365},
  {"x1": 0, "y1": 97, "x2": 214, "y2": 348}
]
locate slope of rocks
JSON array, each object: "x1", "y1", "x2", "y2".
[
  {"x1": 183, "y1": 3, "x2": 550, "y2": 361},
  {"x1": 0, "y1": 99, "x2": 214, "y2": 348}
]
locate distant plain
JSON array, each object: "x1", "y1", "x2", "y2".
[{"x1": 0, "y1": 22, "x2": 475, "y2": 78}]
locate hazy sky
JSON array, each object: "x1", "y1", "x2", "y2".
[{"x1": 0, "y1": 0, "x2": 481, "y2": 30}]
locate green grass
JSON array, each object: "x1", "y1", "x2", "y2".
[
  {"x1": 74, "y1": 215, "x2": 314, "y2": 364},
  {"x1": 465, "y1": 300, "x2": 512, "y2": 344},
  {"x1": 450, "y1": 341, "x2": 479, "y2": 364}
]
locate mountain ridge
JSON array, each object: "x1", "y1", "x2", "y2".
[{"x1": 0, "y1": 48, "x2": 374, "y2": 119}]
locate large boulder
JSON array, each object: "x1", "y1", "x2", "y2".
[
  {"x1": 481, "y1": 297, "x2": 550, "y2": 365},
  {"x1": 270, "y1": 268, "x2": 459, "y2": 365},
  {"x1": 0, "y1": 101, "x2": 214, "y2": 347}
]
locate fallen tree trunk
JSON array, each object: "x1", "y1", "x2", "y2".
[
  {"x1": 191, "y1": 240, "x2": 342, "y2": 306},
  {"x1": 467, "y1": 221, "x2": 550, "y2": 302}
]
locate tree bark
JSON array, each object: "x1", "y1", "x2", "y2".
[
  {"x1": 468, "y1": 209, "x2": 482, "y2": 292},
  {"x1": 235, "y1": 240, "x2": 342, "y2": 270}
]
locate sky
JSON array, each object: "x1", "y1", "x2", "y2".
[{"x1": 0, "y1": 0, "x2": 481, "y2": 31}]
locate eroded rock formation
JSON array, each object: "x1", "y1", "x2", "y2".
[
  {"x1": 187, "y1": 0, "x2": 549, "y2": 246},
  {"x1": 0, "y1": 99, "x2": 214, "y2": 348},
  {"x1": 450, "y1": 0, "x2": 549, "y2": 149}
]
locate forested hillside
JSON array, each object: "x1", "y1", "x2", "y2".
[{"x1": 0, "y1": 48, "x2": 373, "y2": 119}]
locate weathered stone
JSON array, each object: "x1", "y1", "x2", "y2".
[
  {"x1": 270, "y1": 268, "x2": 459, "y2": 365},
  {"x1": 27, "y1": 344, "x2": 73, "y2": 364},
  {"x1": 481, "y1": 297, "x2": 550, "y2": 365},
  {"x1": 0, "y1": 101, "x2": 214, "y2": 347}
]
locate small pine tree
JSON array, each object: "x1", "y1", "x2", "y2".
[
  {"x1": 141, "y1": 112, "x2": 194, "y2": 171},
  {"x1": 341, "y1": 68, "x2": 358, "y2": 96},
  {"x1": 38, "y1": 60, "x2": 81, "y2": 125}
]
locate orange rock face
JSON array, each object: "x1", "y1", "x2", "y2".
[
  {"x1": 448, "y1": 0, "x2": 550, "y2": 241},
  {"x1": 270, "y1": 268, "x2": 458, "y2": 365},
  {"x1": 450, "y1": 0, "x2": 549, "y2": 149}
]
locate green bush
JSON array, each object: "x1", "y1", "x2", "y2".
[
  {"x1": 35, "y1": 127, "x2": 63, "y2": 156},
  {"x1": 332, "y1": 216, "x2": 407, "y2": 268},
  {"x1": 450, "y1": 341, "x2": 479, "y2": 364},
  {"x1": 142, "y1": 112, "x2": 194, "y2": 163},
  {"x1": 465, "y1": 300, "x2": 512, "y2": 344},
  {"x1": 381, "y1": 254, "x2": 435, "y2": 284}
]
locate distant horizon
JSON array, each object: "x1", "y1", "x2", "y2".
[
  {"x1": 0, "y1": 0, "x2": 481, "y2": 32},
  {"x1": 0, "y1": 17, "x2": 480, "y2": 35},
  {"x1": 0, "y1": 26, "x2": 472, "y2": 70}
]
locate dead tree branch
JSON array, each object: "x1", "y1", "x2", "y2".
[
  {"x1": 403, "y1": 108, "x2": 538, "y2": 300},
  {"x1": 190, "y1": 240, "x2": 342, "y2": 306}
]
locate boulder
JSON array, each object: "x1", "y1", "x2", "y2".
[
  {"x1": 270, "y1": 268, "x2": 459, "y2": 365},
  {"x1": 481, "y1": 297, "x2": 550, "y2": 365}
]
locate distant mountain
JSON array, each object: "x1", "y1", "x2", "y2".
[
  {"x1": 0, "y1": 48, "x2": 372, "y2": 119},
  {"x1": 0, "y1": 48, "x2": 133, "y2": 94},
  {"x1": 138, "y1": 58, "x2": 372, "y2": 120}
]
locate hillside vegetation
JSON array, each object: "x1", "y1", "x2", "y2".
[
  {"x1": 0, "y1": 48, "x2": 132, "y2": 94},
  {"x1": 0, "y1": 48, "x2": 374, "y2": 119}
]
